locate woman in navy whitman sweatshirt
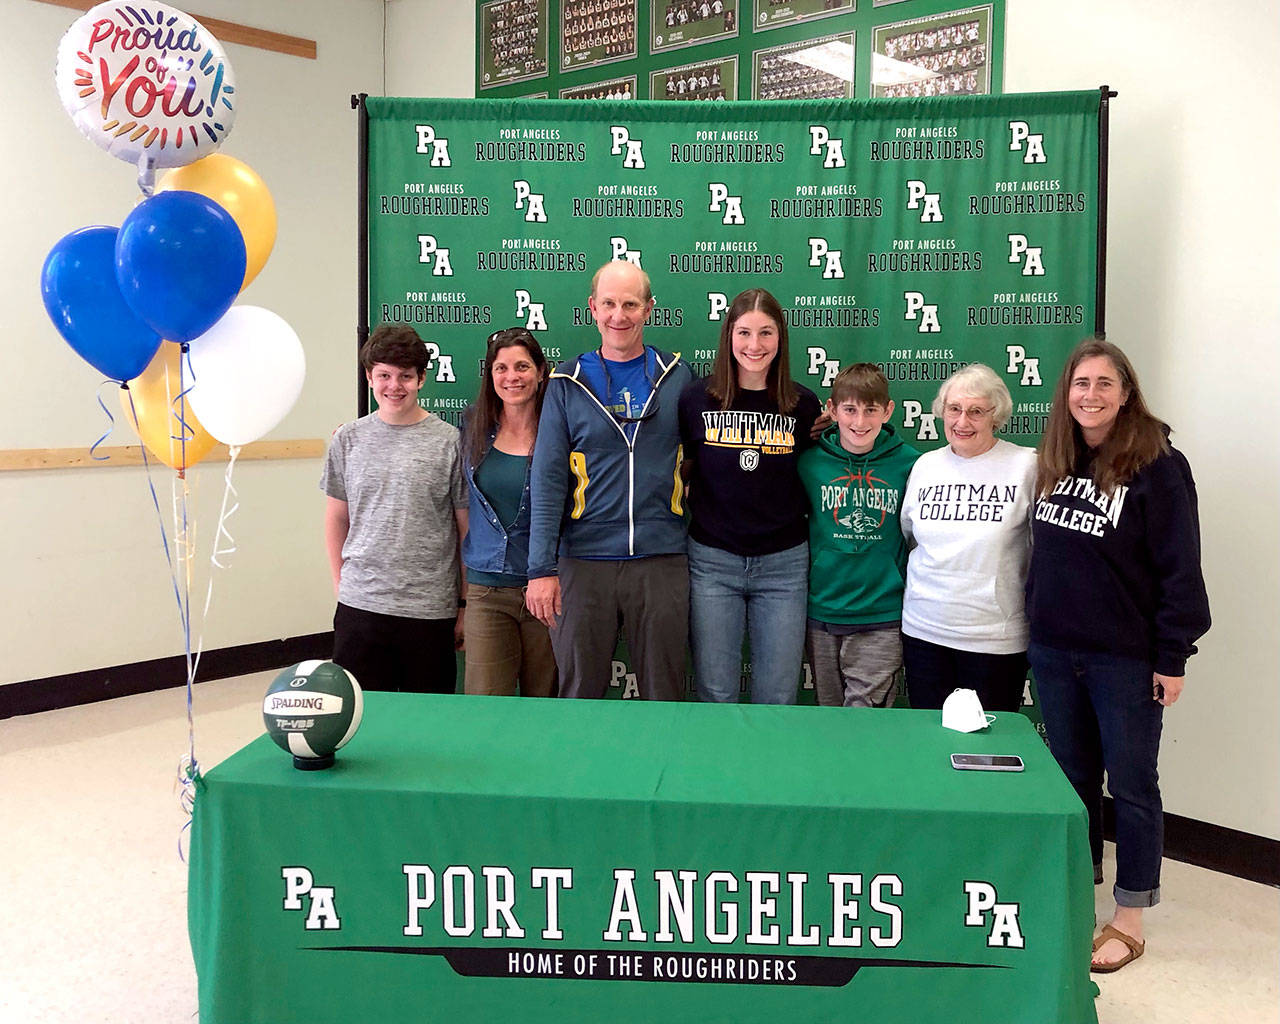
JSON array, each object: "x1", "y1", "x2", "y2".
[{"x1": 1027, "y1": 338, "x2": 1210, "y2": 974}]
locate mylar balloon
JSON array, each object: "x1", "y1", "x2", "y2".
[
  {"x1": 115, "y1": 190, "x2": 246, "y2": 343},
  {"x1": 157, "y1": 154, "x2": 276, "y2": 291},
  {"x1": 54, "y1": 1, "x2": 236, "y2": 170},
  {"x1": 41, "y1": 226, "x2": 162, "y2": 381},
  {"x1": 120, "y1": 342, "x2": 218, "y2": 470},
  {"x1": 187, "y1": 307, "x2": 305, "y2": 447}
]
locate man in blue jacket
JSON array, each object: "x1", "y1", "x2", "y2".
[{"x1": 525, "y1": 260, "x2": 693, "y2": 699}]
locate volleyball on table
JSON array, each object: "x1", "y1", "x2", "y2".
[{"x1": 262, "y1": 660, "x2": 363, "y2": 768}]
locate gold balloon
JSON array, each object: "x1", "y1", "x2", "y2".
[
  {"x1": 156, "y1": 154, "x2": 277, "y2": 291},
  {"x1": 120, "y1": 342, "x2": 218, "y2": 471}
]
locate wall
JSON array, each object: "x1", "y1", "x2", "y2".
[
  {"x1": 384, "y1": 0, "x2": 475, "y2": 98},
  {"x1": 0, "y1": 0, "x2": 385, "y2": 683}
]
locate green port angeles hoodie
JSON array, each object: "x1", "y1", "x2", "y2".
[{"x1": 798, "y1": 423, "x2": 921, "y2": 625}]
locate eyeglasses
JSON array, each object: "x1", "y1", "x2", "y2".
[
  {"x1": 943, "y1": 403, "x2": 994, "y2": 420},
  {"x1": 487, "y1": 327, "x2": 537, "y2": 346}
]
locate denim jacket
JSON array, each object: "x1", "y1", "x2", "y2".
[{"x1": 461, "y1": 421, "x2": 534, "y2": 579}]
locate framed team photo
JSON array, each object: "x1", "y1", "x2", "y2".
[
  {"x1": 871, "y1": 4, "x2": 992, "y2": 98},
  {"x1": 754, "y1": 0, "x2": 855, "y2": 34},
  {"x1": 560, "y1": 75, "x2": 638, "y2": 100},
  {"x1": 651, "y1": 0, "x2": 739, "y2": 55},
  {"x1": 650, "y1": 54, "x2": 739, "y2": 101},
  {"x1": 753, "y1": 32, "x2": 855, "y2": 99},
  {"x1": 561, "y1": 0, "x2": 638, "y2": 72},
  {"x1": 479, "y1": 0, "x2": 549, "y2": 91}
]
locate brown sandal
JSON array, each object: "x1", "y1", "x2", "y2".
[{"x1": 1090, "y1": 924, "x2": 1145, "y2": 973}]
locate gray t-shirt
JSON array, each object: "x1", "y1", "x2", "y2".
[{"x1": 320, "y1": 413, "x2": 467, "y2": 619}]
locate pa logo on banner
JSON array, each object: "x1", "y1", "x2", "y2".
[
  {"x1": 609, "y1": 126, "x2": 644, "y2": 168},
  {"x1": 515, "y1": 290, "x2": 548, "y2": 331},
  {"x1": 1009, "y1": 121, "x2": 1046, "y2": 164},
  {"x1": 514, "y1": 181, "x2": 547, "y2": 223},
  {"x1": 708, "y1": 184, "x2": 744, "y2": 225},
  {"x1": 808, "y1": 125, "x2": 846, "y2": 168},
  {"x1": 1008, "y1": 234, "x2": 1045, "y2": 276},
  {"x1": 415, "y1": 124, "x2": 452, "y2": 166},
  {"x1": 610, "y1": 236, "x2": 642, "y2": 267},
  {"x1": 417, "y1": 235, "x2": 453, "y2": 276}
]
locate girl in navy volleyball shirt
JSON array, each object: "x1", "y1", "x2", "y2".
[{"x1": 678, "y1": 288, "x2": 820, "y2": 704}]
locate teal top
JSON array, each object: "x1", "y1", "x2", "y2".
[{"x1": 467, "y1": 448, "x2": 530, "y2": 588}]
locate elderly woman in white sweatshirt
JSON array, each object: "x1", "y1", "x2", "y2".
[{"x1": 899, "y1": 364, "x2": 1036, "y2": 712}]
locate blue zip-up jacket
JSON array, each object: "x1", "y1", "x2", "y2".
[
  {"x1": 528, "y1": 346, "x2": 692, "y2": 578},
  {"x1": 460, "y1": 417, "x2": 534, "y2": 579}
]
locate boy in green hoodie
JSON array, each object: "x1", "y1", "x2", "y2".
[{"x1": 798, "y1": 364, "x2": 921, "y2": 707}]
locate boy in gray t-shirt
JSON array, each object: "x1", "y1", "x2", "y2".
[{"x1": 320, "y1": 324, "x2": 468, "y2": 692}]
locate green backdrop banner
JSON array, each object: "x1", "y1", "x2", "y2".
[{"x1": 366, "y1": 90, "x2": 1099, "y2": 452}]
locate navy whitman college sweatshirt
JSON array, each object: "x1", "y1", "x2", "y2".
[
  {"x1": 798, "y1": 423, "x2": 920, "y2": 624},
  {"x1": 1026, "y1": 445, "x2": 1211, "y2": 676}
]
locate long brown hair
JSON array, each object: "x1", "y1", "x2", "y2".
[
  {"x1": 463, "y1": 328, "x2": 549, "y2": 469},
  {"x1": 706, "y1": 288, "x2": 798, "y2": 413},
  {"x1": 1037, "y1": 337, "x2": 1170, "y2": 496}
]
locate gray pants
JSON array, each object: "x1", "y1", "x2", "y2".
[
  {"x1": 805, "y1": 625, "x2": 903, "y2": 708},
  {"x1": 552, "y1": 555, "x2": 689, "y2": 701}
]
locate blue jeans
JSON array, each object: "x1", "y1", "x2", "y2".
[
  {"x1": 1028, "y1": 641, "x2": 1164, "y2": 908},
  {"x1": 688, "y1": 537, "x2": 807, "y2": 705}
]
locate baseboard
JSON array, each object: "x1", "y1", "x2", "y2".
[
  {"x1": 0, "y1": 632, "x2": 333, "y2": 720},
  {"x1": 1102, "y1": 797, "x2": 1277, "y2": 888}
]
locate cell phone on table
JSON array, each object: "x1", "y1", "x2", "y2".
[{"x1": 950, "y1": 753, "x2": 1025, "y2": 772}]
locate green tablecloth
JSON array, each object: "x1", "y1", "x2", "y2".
[{"x1": 189, "y1": 695, "x2": 1097, "y2": 1023}]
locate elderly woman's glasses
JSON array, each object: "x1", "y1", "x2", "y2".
[{"x1": 943, "y1": 404, "x2": 994, "y2": 420}]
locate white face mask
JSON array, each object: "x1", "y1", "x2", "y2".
[{"x1": 941, "y1": 688, "x2": 997, "y2": 733}]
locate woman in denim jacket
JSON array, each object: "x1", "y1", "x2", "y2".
[{"x1": 460, "y1": 328, "x2": 557, "y2": 696}]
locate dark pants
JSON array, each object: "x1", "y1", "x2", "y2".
[
  {"x1": 1029, "y1": 641, "x2": 1164, "y2": 907},
  {"x1": 552, "y1": 555, "x2": 689, "y2": 701},
  {"x1": 332, "y1": 602, "x2": 457, "y2": 694},
  {"x1": 901, "y1": 632, "x2": 1027, "y2": 712}
]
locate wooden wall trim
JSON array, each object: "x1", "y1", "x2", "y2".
[
  {"x1": 31, "y1": 0, "x2": 318, "y2": 59},
  {"x1": 0, "y1": 439, "x2": 326, "y2": 471}
]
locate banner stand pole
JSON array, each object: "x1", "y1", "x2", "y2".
[
  {"x1": 352, "y1": 92, "x2": 371, "y2": 417},
  {"x1": 1095, "y1": 84, "x2": 1118, "y2": 339}
]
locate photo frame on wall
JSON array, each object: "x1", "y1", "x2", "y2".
[
  {"x1": 871, "y1": 4, "x2": 992, "y2": 98},
  {"x1": 651, "y1": 0, "x2": 739, "y2": 54},
  {"x1": 479, "y1": 0, "x2": 549, "y2": 90},
  {"x1": 650, "y1": 54, "x2": 739, "y2": 100},
  {"x1": 560, "y1": 75, "x2": 638, "y2": 99},
  {"x1": 475, "y1": 0, "x2": 1003, "y2": 100},
  {"x1": 562, "y1": 0, "x2": 638, "y2": 72},
  {"x1": 754, "y1": 0, "x2": 854, "y2": 33},
  {"x1": 753, "y1": 32, "x2": 855, "y2": 99}
]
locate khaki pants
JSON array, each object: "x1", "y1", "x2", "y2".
[{"x1": 463, "y1": 585, "x2": 557, "y2": 697}]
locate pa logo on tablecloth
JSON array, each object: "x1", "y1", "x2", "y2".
[
  {"x1": 282, "y1": 867, "x2": 341, "y2": 930},
  {"x1": 963, "y1": 881, "x2": 1024, "y2": 948}
]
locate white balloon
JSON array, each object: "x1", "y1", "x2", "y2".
[
  {"x1": 187, "y1": 306, "x2": 305, "y2": 447},
  {"x1": 55, "y1": 1, "x2": 236, "y2": 170}
]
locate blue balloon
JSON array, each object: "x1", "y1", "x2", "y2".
[
  {"x1": 115, "y1": 191, "x2": 247, "y2": 344},
  {"x1": 41, "y1": 226, "x2": 163, "y2": 382}
]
